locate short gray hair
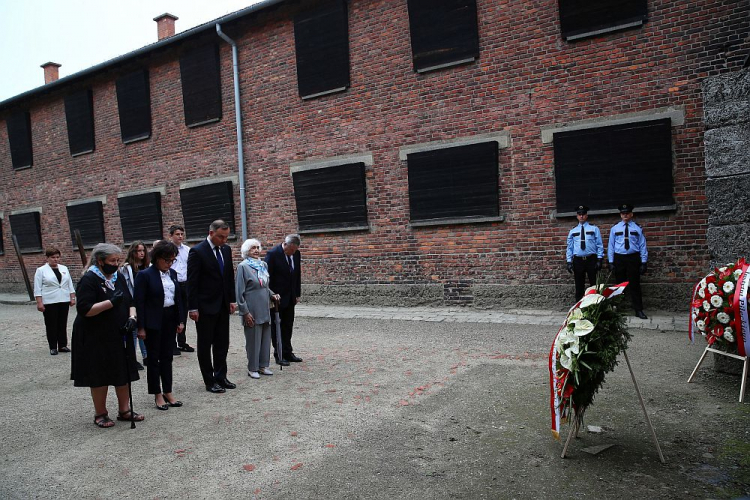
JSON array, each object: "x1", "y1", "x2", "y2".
[
  {"x1": 284, "y1": 234, "x2": 301, "y2": 246},
  {"x1": 84, "y1": 243, "x2": 122, "y2": 274},
  {"x1": 240, "y1": 238, "x2": 262, "y2": 258}
]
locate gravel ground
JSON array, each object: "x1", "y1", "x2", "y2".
[{"x1": 0, "y1": 303, "x2": 748, "y2": 499}]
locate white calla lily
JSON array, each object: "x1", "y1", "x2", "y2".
[
  {"x1": 571, "y1": 319, "x2": 595, "y2": 336},
  {"x1": 579, "y1": 294, "x2": 604, "y2": 309}
]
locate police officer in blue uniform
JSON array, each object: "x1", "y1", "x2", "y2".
[
  {"x1": 608, "y1": 204, "x2": 648, "y2": 319},
  {"x1": 566, "y1": 205, "x2": 604, "y2": 301}
]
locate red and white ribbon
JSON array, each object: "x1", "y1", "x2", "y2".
[{"x1": 732, "y1": 263, "x2": 750, "y2": 357}]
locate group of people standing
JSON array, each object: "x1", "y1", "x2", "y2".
[
  {"x1": 34, "y1": 220, "x2": 303, "y2": 428},
  {"x1": 565, "y1": 203, "x2": 649, "y2": 319}
]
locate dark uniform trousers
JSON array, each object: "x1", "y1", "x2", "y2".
[
  {"x1": 196, "y1": 306, "x2": 230, "y2": 386},
  {"x1": 614, "y1": 253, "x2": 643, "y2": 311},
  {"x1": 176, "y1": 282, "x2": 188, "y2": 346},
  {"x1": 573, "y1": 255, "x2": 598, "y2": 301}
]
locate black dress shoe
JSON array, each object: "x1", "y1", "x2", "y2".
[
  {"x1": 173, "y1": 347, "x2": 182, "y2": 356},
  {"x1": 218, "y1": 379, "x2": 236, "y2": 390},
  {"x1": 58, "y1": 346, "x2": 71, "y2": 353},
  {"x1": 206, "y1": 383, "x2": 226, "y2": 393},
  {"x1": 276, "y1": 358, "x2": 290, "y2": 366},
  {"x1": 635, "y1": 310, "x2": 648, "y2": 319},
  {"x1": 135, "y1": 361, "x2": 145, "y2": 371},
  {"x1": 178, "y1": 344, "x2": 195, "y2": 352},
  {"x1": 50, "y1": 349, "x2": 58, "y2": 355},
  {"x1": 288, "y1": 354, "x2": 303, "y2": 362}
]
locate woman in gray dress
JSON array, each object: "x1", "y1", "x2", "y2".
[{"x1": 236, "y1": 239, "x2": 279, "y2": 379}]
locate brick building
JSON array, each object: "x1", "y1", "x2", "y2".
[{"x1": 1, "y1": 0, "x2": 748, "y2": 310}]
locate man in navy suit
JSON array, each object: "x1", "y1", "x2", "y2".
[
  {"x1": 187, "y1": 220, "x2": 237, "y2": 393},
  {"x1": 265, "y1": 234, "x2": 302, "y2": 365}
]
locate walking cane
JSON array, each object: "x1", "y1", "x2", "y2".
[
  {"x1": 121, "y1": 325, "x2": 137, "y2": 429},
  {"x1": 273, "y1": 302, "x2": 283, "y2": 371}
]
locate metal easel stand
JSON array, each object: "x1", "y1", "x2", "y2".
[
  {"x1": 561, "y1": 351, "x2": 665, "y2": 463},
  {"x1": 687, "y1": 345, "x2": 749, "y2": 403}
]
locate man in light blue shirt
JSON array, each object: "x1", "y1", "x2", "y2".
[
  {"x1": 608, "y1": 204, "x2": 648, "y2": 319},
  {"x1": 566, "y1": 205, "x2": 604, "y2": 301}
]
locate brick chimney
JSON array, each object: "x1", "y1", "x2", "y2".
[
  {"x1": 41, "y1": 62, "x2": 61, "y2": 84},
  {"x1": 153, "y1": 13, "x2": 178, "y2": 40}
]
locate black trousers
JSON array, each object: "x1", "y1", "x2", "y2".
[
  {"x1": 573, "y1": 255, "x2": 598, "y2": 301},
  {"x1": 176, "y1": 283, "x2": 188, "y2": 346},
  {"x1": 196, "y1": 310, "x2": 230, "y2": 386},
  {"x1": 614, "y1": 253, "x2": 643, "y2": 311},
  {"x1": 42, "y1": 302, "x2": 69, "y2": 350},
  {"x1": 271, "y1": 303, "x2": 296, "y2": 359},
  {"x1": 144, "y1": 306, "x2": 177, "y2": 394}
]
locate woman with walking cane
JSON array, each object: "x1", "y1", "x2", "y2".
[
  {"x1": 134, "y1": 240, "x2": 185, "y2": 411},
  {"x1": 236, "y1": 239, "x2": 279, "y2": 379},
  {"x1": 71, "y1": 243, "x2": 144, "y2": 428}
]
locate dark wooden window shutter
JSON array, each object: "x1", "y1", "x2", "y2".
[
  {"x1": 115, "y1": 69, "x2": 151, "y2": 142},
  {"x1": 179, "y1": 44, "x2": 222, "y2": 126},
  {"x1": 0, "y1": 219, "x2": 5, "y2": 254},
  {"x1": 179, "y1": 182, "x2": 235, "y2": 237},
  {"x1": 67, "y1": 202, "x2": 105, "y2": 247},
  {"x1": 294, "y1": 0, "x2": 350, "y2": 98},
  {"x1": 9, "y1": 212, "x2": 42, "y2": 252},
  {"x1": 293, "y1": 163, "x2": 368, "y2": 231},
  {"x1": 558, "y1": 0, "x2": 647, "y2": 41},
  {"x1": 64, "y1": 89, "x2": 95, "y2": 155},
  {"x1": 407, "y1": 0, "x2": 479, "y2": 72},
  {"x1": 7, "y1": 111, "x2": 33, "y2": 169},
  {"x1": 407, "y1": 142, "x2": 499, "y2": 221},
  {"x1": 118, "y1": 193, "x2": 163, "y2": 244},
  {"x1": 553, "y1": 118, "x2": 673, "y2": 213}
]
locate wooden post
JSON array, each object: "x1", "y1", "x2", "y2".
[
  {"x1": 11, "y1": 234, "x2": 34, "y2": 301},
  {"x1": 560, "y1": 413, "x2": 580, "y2": 459},
  {"x1": 688, "y1": 345, "x2": 748, "y2": 403},
  {"x1": 74, "y1": 229, "x2": 87, "y2": 268},
  {"x1": 687, "y1": 345, "x2": 711, "y2": 383},
  {"x1": 623, "y1": 351, "x2": 665, "y2": 463}
]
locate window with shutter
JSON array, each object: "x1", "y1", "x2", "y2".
[
  {"x1": 9, "y1": 212, "x2": 42, "y2": 252},
  {"x1": 407, "y1": 141, "x2": 499, "y2": 222},
  {"x1": 553, "y1": 118, "x2": 673, "y2": 213},
  {"x1": 179, "y1": 181, "x2": 235, "y2": 238},
  {"x1": 0, "y1": 218, "x2": 5, "y2": 255},
  {"x1": 115, "y1": 69, "x2": 151, "y2": 143},
  {"x1": 179, "y1": 44, "x2": 222, "y2": 127},
  {"x1": 292, "y1": 162, "x2": 368, "y2": 232},
  {"x1": 294, "y1": 0, "x2": 350, "y2": 99},
  {"x1": 558, "y1": 0, "x2": 647, "y2": 41},
  {"x1": 6, "y1": 111, "x2": 33, "y2": 169},
  {"x1": 67, "y1": 202, "x2": 105, "y2": 248},
  {"x1": 407, "y1": 0, "x2": 479, "y2": 73},
  {"x1": 64, "y1": 89, "x2": 95, "y2": 155},
  {"x1": 118, "y1": 192, "x2": 163, "y2": 244}
]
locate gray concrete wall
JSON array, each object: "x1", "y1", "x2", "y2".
[{"x1": 703, "y1": 69, "x2": 750, "y2": 264}]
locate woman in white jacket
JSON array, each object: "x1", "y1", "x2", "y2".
[{"x1": 34, "y1": 246, "x2": 76, "y2": 355}]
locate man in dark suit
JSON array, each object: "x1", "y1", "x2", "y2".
[
  {"x1": 187, "y1": 220, "x2": 237, "y2": 393},
  {"x1": 265, "y1": 234, "x2": 302, "y2": 365}
]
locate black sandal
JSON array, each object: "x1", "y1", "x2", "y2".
[
  {"x1": 94, "y1": 412, "x2": 115, "y2": 428},
  {"x1": 117, "y1": 409, "x2": 145, "y2": 422}
]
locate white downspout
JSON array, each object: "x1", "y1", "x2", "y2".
[{"x1": 216, "y1": 23, "x2": 248, "y2": 242}]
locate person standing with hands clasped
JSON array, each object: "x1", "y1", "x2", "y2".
[
  {"x1": 34, "y1": 246, "x2": 76, "y2": 355},
  {"x1": 566, "y1": 205, "x2": 604, "y2": 302},
  {"x1": 266, "y1": 234, "x2": 302, "y2": 366},
  {"x1": 187, "y1": 220, "x2": 237, "y2": 394},
  {"x1": 608, "y1": 204, "x2": 649, "y2": 319}
]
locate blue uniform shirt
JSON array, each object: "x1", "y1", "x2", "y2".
[
  {"x1": 608, "y1": 220, "x2": 648, "y2": 263},
  {"x1": 566, "y1": 222, "x2": 604, "y2": 262}
]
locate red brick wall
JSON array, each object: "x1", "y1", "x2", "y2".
[{"x1": 1, "y1": 0, "x2": 749, "y2": 309}]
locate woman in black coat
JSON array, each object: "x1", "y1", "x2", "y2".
[
  {"x1": 134, "y1": 240, "x2": 185, "y2": 411},
  {"x1": 71, "y1": 243, "x2": 144, "y2": 428}
]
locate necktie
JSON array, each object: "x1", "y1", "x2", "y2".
[
  {"x1": 287, "y1": 255, "x2": 293, "y2": 272},
  {"x1": 624, "y1": 223, "x2": 630, "y2": 251},
  {"x1": 580, "y1": 225, "x2": 586, "y2": 251},
  {"x1": 215, "y1": 246, "x2": 224, "y2": 274}
]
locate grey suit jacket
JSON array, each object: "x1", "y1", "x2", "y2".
[{"x1": 235, "y1": 260, "x2": 275, "y2": 325}]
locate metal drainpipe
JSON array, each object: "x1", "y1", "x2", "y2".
[{"x1": 216, "y1": 23, "x2": 248, "y2": 242}]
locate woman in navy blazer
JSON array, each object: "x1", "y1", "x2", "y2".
[{"x1": 134, "y1": 241, "x2": 185, "y2": 410}]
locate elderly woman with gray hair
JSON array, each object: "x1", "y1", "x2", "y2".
[
  {"x1": 71, "y1": 243, "x2": 143, "y2": 428},
  {"x1": 236, "y1": 239, "x2": 279, "y2": 379}
]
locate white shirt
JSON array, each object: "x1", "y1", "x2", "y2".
[
  {"x1": 161, "y1": 270, "x2": 176, "y2": 307},
  {"x1": 171, "y1": 243, "x2": 189, "y2": 282}
]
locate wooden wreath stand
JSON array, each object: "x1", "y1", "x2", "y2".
[
  {"x1": 687, "y1": 346, "x2": 748, "y2": 403},
  {"x1": 561, "y1": 351, "x2": 666, "y2": 463}
]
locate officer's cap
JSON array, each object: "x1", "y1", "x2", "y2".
[
  {"x1": 575, "y1": 205, "x2": 589, "y2": 215},
  {"x1": 618, "y1": 203, "x2": 634, "y2": 213}
]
